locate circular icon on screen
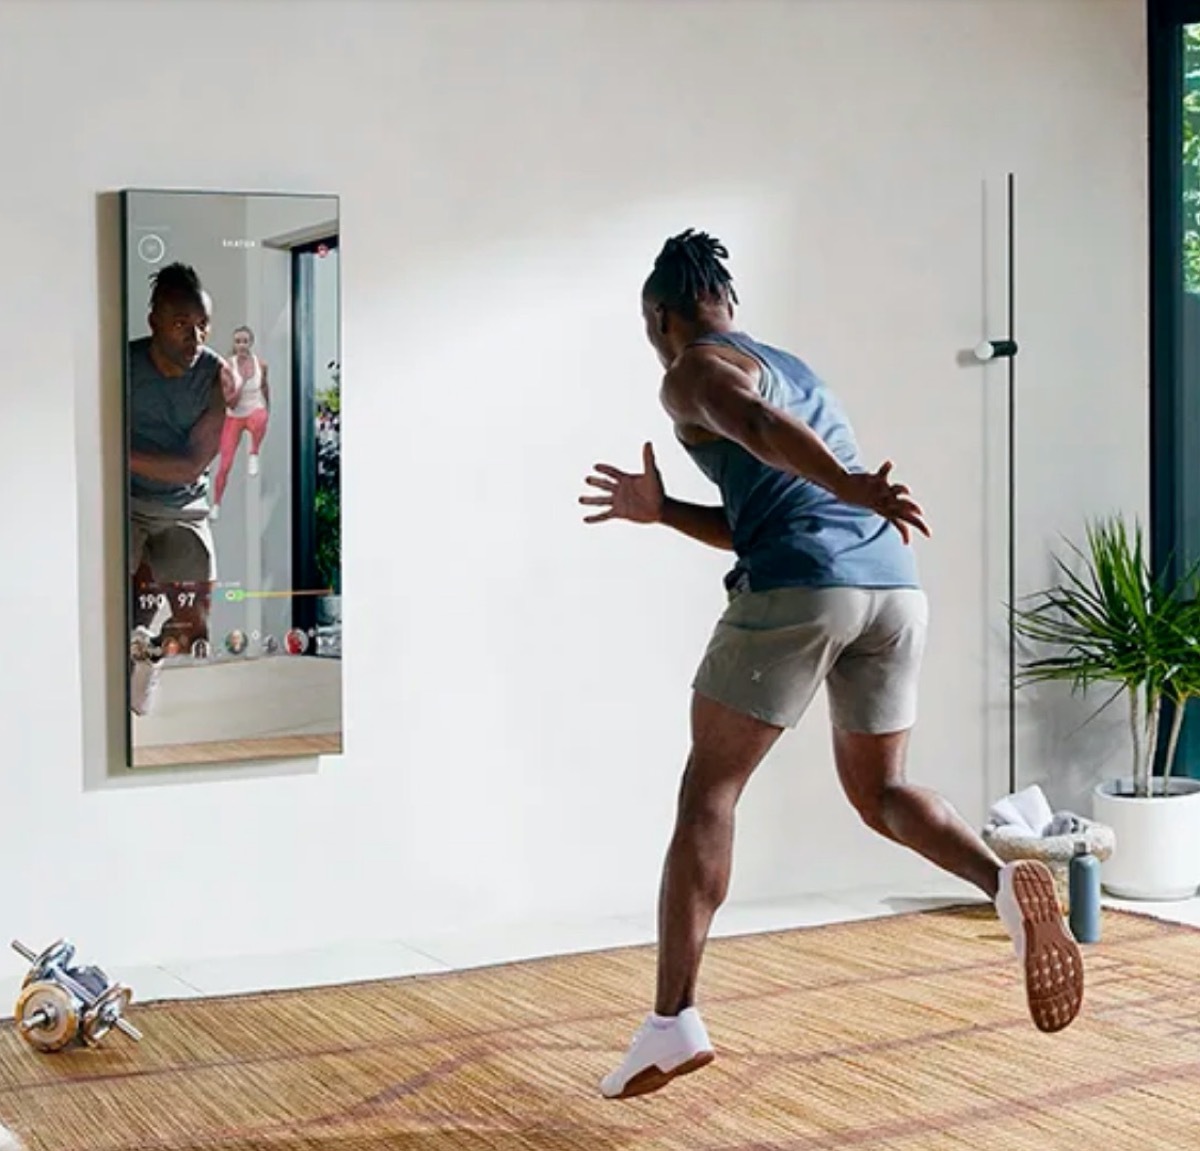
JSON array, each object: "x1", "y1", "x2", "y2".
[
  {"x1": 137, "y1": 233, "x2": 166, "y2": 264},
  {"x1": 191, "y1": 639, "x2": 211, "y2": 661},
  {"x1": 162, "y1": 636, "x2": 182, "y2": 657},
  {"x1": 285, "y1": 628, "x2": 308, "y2": 655},
  {"x1": 225, "y1": 629, "x2": 247, "y2": 655},
  {"x1": 263, "y1": 635, "x2": 280, "y2": 655}
]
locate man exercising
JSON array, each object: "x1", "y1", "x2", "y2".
[
  {"x1": 127, "y1": 262, "x2": 234, "y2": 715},
  {"x1": 580, "y1": 229, "x2": 1083, "y2": 1100}
]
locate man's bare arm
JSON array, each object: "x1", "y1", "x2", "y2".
[
  {"x1": 129, "y1": 364, "x2": 228, "y2": 485},
  {"x1": 661, "y1": 348, "x2": 854, "y2": 499},
  {"x1": 190, "y1": 365, "x2": 230, "y2": 467},
  {"x1": 660, "y1": 346, "x2": 930, "y2": 541},
  {"x1": 580, "y1": 441, "x2": 733, "y2": 550},
  {"x1": 660, "y1": 498, "x2": 733, "y2": 551}
]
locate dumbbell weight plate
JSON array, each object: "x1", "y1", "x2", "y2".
[
  {"x1": 15, "y1": 981, "x2": 79, "y2": 1053},
  {"x1": 20, "y1": 940, "x2": 75, "y2": 988},
  {"x1": 81, "y1": 984, "x2": 132, "y2": 1047}
]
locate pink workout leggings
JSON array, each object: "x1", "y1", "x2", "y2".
[{"x1": 213, "y1": 408, "x2": 269, "y2": 505}]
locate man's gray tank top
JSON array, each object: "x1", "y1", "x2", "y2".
[
  {"x1": 680, "y1": 330, "x2": 919, "y2": 594},
  {"x1": 127, "y1": 336, "x2": 222, "y2": 507}
]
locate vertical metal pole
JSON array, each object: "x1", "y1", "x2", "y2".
[{"x1": 1007, "y1": 172, "x2": 1018, "y2": 797}]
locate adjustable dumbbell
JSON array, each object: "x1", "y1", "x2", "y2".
[{"x1": 11, "y1": 939, "x2": 142, "y2": 1052}]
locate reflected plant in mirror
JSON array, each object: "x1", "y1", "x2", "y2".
[{"x1": 120, "y1": 190, "x2": 342, "y2": 768}]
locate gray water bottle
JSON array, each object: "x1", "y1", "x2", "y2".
[{"x1": 1068, "y1": 839, "x2": 1102, "y2": 943}]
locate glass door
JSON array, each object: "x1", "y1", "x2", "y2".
[
  {"x1": 291, "y1": 236, "x2": 341, "y2": 654},
  {"x1": 1151, "y1": 0, "x2": 1200, "y2": 775}
]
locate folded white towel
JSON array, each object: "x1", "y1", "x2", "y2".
[
  {"x1": 988, "y1": 784, "x2": 1088, "y2": 839},
  {"x1": 988, "y1": 785, "x2": 1055, "y2": 836}
]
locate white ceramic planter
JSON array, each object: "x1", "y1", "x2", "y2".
[{"x1": 1092, "y1": 777, "x2": 1200, "y2": 900}]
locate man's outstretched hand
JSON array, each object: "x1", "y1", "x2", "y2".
[
  {"x1": 580, "y1": 442, "x2": 665, "y2": 525},
  {"x1": 835, "y1": 461, "x2": 931, "y2": 544}
]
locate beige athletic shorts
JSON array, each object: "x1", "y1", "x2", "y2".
[
  {"x1": 692, "y1": 585, "x2": 928, "y2": 733},
  {"x1": 129, "y1": 497, "x2": 217, "y2": 585}
]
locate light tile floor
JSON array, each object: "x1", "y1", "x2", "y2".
[{"x1": 2, "y1": 879, "x2": 1196, "y2": 1016}]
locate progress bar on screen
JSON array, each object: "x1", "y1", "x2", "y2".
[{"x1": 222, "y1": 588, "x2": 333, "y2": 603}]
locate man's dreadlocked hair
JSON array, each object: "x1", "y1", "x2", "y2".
[
  {"x1": 643, "y1": 229, "x2": 739, "y2": 320},
  {"x1": 149, "y1": 262, "x2": 205, "y2": 311}
]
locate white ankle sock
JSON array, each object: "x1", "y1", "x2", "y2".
[{"x1": 995, "y1": 862, "x2": 1026, "y2": 960}]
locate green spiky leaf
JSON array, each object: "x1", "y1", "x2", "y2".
[{"x1": 1012, "y1": 515, "x2": 1200, "y2": 788}]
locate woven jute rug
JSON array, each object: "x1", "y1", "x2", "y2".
[{"x1": 0, "y1": 905, "x2": 1196, "y2": 1149}]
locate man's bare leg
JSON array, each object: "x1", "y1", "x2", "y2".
[
  {"x1": 655, "y1": 694, "x2": 784, "y2": 1015},
  {"x1": 601, "y1": 693, "x2": 782, "y2": 1099},
  {"x1": 832, "y1": 727, "x2": 1002, "y2": 898},
  {"x1": 832, "y1": 725, "x2": 1084, "y2": 1033}
]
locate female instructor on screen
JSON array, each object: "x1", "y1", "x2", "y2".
[{"x1": 211, "y1": 324, "x2": 270, "y2": 519}]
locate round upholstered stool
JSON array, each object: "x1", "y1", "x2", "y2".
[{"x1": 982, "y1": 820, "x2": 1116, "y2": 911}]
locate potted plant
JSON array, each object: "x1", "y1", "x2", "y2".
[{"x1": 1013, "y1": 514, "x2": 1200, "y2": 900}]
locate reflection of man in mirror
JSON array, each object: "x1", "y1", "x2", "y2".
[
  {"x1": 211, "y1": 325, "x2": 271, "y2": 520},
  {"x1": 127, "y1": 262, "x2": 235, "y2": 715}
]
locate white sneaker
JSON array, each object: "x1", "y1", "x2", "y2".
[
  {"x1": 248, "y1": 454, "x2": 259, "y2": 477},
  {"x1": 600, "y1": 1007, "x2": 715, "y2": 1100},
  {"x1": 995, "y1": 860, "x2": 1084, "y2": 1033},
  {"x1": 0, "y1": 1125, "x2": 25, "y2": 1149},
  {"x1": 130, "y1": 658, "x2": 163, "y2": 717}
]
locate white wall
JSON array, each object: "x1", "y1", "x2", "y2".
[{"x1": 0, "y1": 0, "x2": 1147, "y2": 972}]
